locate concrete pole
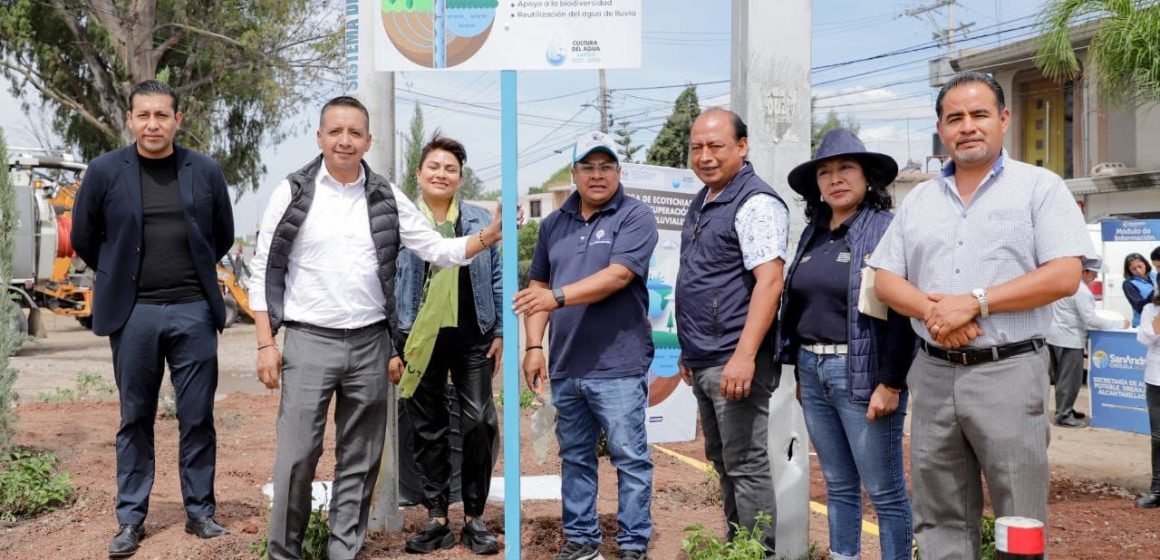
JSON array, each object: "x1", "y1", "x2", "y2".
[
  {"x1": 349, "y1": 0, "x2": 401, "y2": 532},
  {"x1": 732, "y1": 1, "x2": 812, "y2": 557}
]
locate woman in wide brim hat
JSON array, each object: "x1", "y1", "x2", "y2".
[{"x1": 777, "y1": 128, "x2": 917, "y2": 560}]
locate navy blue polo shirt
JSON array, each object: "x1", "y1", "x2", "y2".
[
  {"x1": 786, "y1": 215, "x2": 855, "y2": 344},
  {"x1": 529, "y1": 185, "x2": 659, "y2": 379}
]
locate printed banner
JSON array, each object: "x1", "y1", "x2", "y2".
[
  {"x1": 1088, "y1": 330, "x2": 1150, "y2": 435},
  {"x1": 620, "y1": 163, "x2": 700, "y2": 443},
  {"x1": 371, "y1": 0, "x2": 642, "y2": 71},
  {"x1": 1100, "y1": 219, "x2": 1160, "y2": 242}
]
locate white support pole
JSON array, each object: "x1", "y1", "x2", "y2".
[{"x1": 732, "y1": 1, "x2": 812, "y2": 557}]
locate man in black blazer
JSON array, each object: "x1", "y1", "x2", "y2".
[{"x1": 71, "y1": 80, "x2": 234, "y2": 558}]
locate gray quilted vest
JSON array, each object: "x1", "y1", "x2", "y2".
[{"x1": 263, "y1": 155, "x2": 401, "y2": 342}]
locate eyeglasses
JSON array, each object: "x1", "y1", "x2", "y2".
[{"x1": 575, "y1": 162, "x2": 618, "y2": 176}]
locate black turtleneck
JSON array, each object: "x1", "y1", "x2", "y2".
[{"x1": 136, "y1": 151, "x2": 204, "y2": 304}]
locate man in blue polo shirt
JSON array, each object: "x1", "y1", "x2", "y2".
[{"x1": 515, "y1": 131, "x2": 659, "y2": 560}]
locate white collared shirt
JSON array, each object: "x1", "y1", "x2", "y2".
[
  {"x1": 1047, "y1": 281, "x2": 1124, "y2": 349},
  {"x1": 249, "y1": 161, "x2": 471, "y2": 329}
]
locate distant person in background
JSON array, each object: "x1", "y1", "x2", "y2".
[
  {"x1": 1123, "y1": 253, "x2": 1156, "y2": 327},
  {"x1": 1047, "y1": 259, "x2": 1127, "y2": 428},
  {"x1": 1151, "y1": 246, "x2": 1160, "y2": 292},
  {"x1": 1133, "y1": 289, "x2": 1160, "y2": 508}
]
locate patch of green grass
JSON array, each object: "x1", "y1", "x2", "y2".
[
  {"x1": 682, "y1": 511, "x2": 772, "y2": 560},
  {"x1": 0, "y1": 450, "x2": 75, "y2": 522},
  {"x1": 494, "y1": 389, "x2": 537, "y2": 410},
  {"x1": 37, "y1": 371, "x2": 115, "y2": 403}
]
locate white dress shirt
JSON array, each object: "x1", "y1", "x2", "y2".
[
  {"x1": 249, "y1": 161, "x2": 472, "y2": 329},
  {"x1": 1047, "y1": 281, "x2": 1125, "y2": 349},
  {"x1": 1137, "y1": 304, "x2": 1160, "y2": 386}
]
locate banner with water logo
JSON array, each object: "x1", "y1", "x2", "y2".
[{"x1": 1089, "y1": 330, "x2": 1150, "y2": 434}]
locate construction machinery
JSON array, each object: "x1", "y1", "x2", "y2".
[
  {"x1": 6, "y1": 148, "x2": 93, "y2": 341},
  {"x1": 217, "y1": 253, "x2": 254, "y2": 327}
]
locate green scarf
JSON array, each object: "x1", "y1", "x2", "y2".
[{"x1": 399, "y1": 196, "x2": 460, "y2": 398}]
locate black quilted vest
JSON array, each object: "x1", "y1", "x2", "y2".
[{"x1": 264, "y1": 155, "x2": 401, "y2": 342}]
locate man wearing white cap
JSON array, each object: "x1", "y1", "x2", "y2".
[
  {"x1": 515, "y1": 131, "x2": 659, "y2": 560},
  {"x1": 1047, "y1": 259, "x2": 1128, "y2": 427}
]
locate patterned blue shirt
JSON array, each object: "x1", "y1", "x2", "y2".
[{"x1": 869, "y1": 151, "x2": 1097, "y2": 346}]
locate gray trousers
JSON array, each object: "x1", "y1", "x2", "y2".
[
  {"x1": 267, "y1": 324, "x2": 390, "y2": 560},
  {"x1": 1048, "y1": 344, "x2": 1084, "y2": 421},
  {"x1": 909, "y1": 348, "x2": 1050, "y2": 560},
  {"x1": 690, "y1": 365, "x2": 778, "y2": 556}
]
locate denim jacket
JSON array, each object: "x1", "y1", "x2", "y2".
[
  {"x1": 776, "y1": 206, "x2": 917, "y2": 403},
  {"x1": 394, "y1": 201, "x2": 503, "y2": 338}
]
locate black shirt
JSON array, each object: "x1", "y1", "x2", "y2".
[
  {"x1": 787, "y1": 216, "x2": 855, "y2": 344},
  {"x1": 136, "y1": 152, "x2": 204, "y2": 303},
  {"x1": 424, "y1": 214, "x2": 482, "y2": 340}
]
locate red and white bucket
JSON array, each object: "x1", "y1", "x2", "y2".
[{"x1": 995, "y1": 516, "x2": 1045, "y2": 559}]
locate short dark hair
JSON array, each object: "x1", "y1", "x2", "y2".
[
  {"x1": 320, "y1": 96, "x2": 370, "y2": 129},
  {"x1": 936, "y1": 71, "x2": 1006, "y2": 119},
  {"x1": 1125, "y1": 253, "x2": 1152, "y2": 280},
  {"x1": 129, "y1": 80, "x2": 180, "y2": 113},
  {"x1": 700, "y1": 107, "x2": 748, "y2": 141},
  {"x1": 420, "y1": 130, "x2": 467, "y2": 168},
  {"x1": 1151, "y1": 245, "x2": 1160, "y2": 263},
  {"x1": 803, "y1": 160, "x2": 894, "y2": 224}
]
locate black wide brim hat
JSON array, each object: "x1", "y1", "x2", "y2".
[{"x1": 787, "y1": 128, "x2": 899, "y2": 200}]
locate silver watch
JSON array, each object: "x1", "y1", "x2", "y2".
[{"x1": 972, "y1": 288, "x2": 989, "y2": 319}]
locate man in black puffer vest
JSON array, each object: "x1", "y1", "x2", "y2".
[{"x1": 248, "y1": 96, "x2": 505, "y2": 560}]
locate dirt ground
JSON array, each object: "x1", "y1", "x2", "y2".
[{"x1": 3, "y1": 318, "x2": 1159, "y2": 559}]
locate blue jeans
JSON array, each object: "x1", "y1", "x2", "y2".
[
  {"x1": 551, "y1": 375, "x2": 653, "y2": 551},
  {"x1": 798, "y1": 349, "x2": 912, "y2": 560}
]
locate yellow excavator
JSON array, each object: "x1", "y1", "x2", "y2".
[{"x1": 217, "y1": 253, "x2": 254, "y2": 327}]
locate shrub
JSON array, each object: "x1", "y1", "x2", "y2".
[{"x1": 0, "y1": 450, "x2": 75, "y2": 521}]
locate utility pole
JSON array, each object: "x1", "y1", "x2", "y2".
[
  {"x1": 732, "y1": 1, "x2": 811, "y2": 558},
  {"x1": 599, "y1": 68, "x2": 610, "y2": 133}
]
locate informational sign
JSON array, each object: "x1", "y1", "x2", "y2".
[
  {"x1": 372, "y1": 0, "x2": 642, "y2": 71},
  {"x1": 620, "y1": 163, "x2": 700, "y2": 443},
  {"x1": 1100, "y1": 219, "x2": 1160, "y2": 242},
  {"x1": 1088, "y1": 329, "x2": 1150, "y2": 435}
]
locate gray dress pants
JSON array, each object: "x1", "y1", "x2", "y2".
[
  {"x1": 909, "y1": 348, "x2": 1050, "y2": 560},
  {"x1": 267, "y1": 323, "x2": 390, "y2": 560}
]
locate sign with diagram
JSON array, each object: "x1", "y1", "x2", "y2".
[
  {"x1": 620, "y1": 163, "x2": 701, "y2": 443},
  {"x1": 1088, "y1": 329, "x2": 1150, "y2": 435},
  {"x1": 371, "y1": 0, "x2": 642, "y2": 71}
]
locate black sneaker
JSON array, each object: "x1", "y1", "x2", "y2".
[
  {"x1": 405, "y1": 519, "x2": 455, "y2": 554},
  {"x1": 461, "y1": 517, "x2": 499, "y2": 555},
  {"x1": 108, "y1": 524, "x2": 145, "y2": 558},
  {"x1": 620, "y1": 550, "x2": 648, "y2": 560},
  {"x1": 1136, "y1": 493, "x2": 1160, "y2": 509},
  {"x1": 555, "y1": 540, "x2": 601, "y2": 560}
]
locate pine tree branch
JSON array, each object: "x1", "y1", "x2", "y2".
[{"x1": 0, "y1": 60, "x2": 118, "y2": 140}]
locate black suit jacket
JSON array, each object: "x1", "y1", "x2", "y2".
[{"x1": 71, "y1": 144, "x2": 235, "y2": 336}]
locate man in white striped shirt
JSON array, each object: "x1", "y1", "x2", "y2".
[{"x1": 870, "y1": 72, "x2": 1096, "y2": 559}]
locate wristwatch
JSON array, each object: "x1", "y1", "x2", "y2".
[
  {"x1": 552, "y1": 287, "x2": 566, "y2": 308},
  {"x1": 972, "y1": 288, "x2": 990, "y2": 319}
]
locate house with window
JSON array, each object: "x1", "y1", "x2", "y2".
[{"x1": 948, "y1": 20, "x2": 1160, "y2": 221}]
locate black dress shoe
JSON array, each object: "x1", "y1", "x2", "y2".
[
  {"x1": 184, "y1": 516, "x2": 229, "y2": 539},
  {"x1": 461, "y1": 517, "x2": 499, "y2": 555},
  {"x1": 1071, "y1": 411, "x2": 1087, "y2": 419},
  {"x1": 1136, "y1": 493, "x2": 1160, "y2": 509},
  {"x1": 405, "y1": 519, "x2": 455, "y2": 554},
  {"x1": 1054, "y1": 414, "x2": 1087, "y2": 428},
  {"x1": 108, "y1": 524, "x2": 145, "y2": 558}
]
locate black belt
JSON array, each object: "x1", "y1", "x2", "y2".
[
  {"x1": 920, "y1": 337, "x2": 1045, "y2": 366},
  {"x1": 283, "y1": 320, "x2": 388, "y2": 339}
]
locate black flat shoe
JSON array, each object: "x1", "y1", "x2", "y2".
[
  {"x1": 1136, "y1": 493, "x2": 1160, "y2": 509},
  {"x1": 108, "y1": 524, "x2": 145, "y2": 558},
  {"x1": 461, "y1": 517, "x2": 499, "y2": 555},
  {"x1": 405, "y1": 518, "x2": 455, "y2": 554},
  {"x1": 184, "y1": 516, "x2": 229, "y2": 539}
]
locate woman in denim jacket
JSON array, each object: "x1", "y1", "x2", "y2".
[
  {"x1": 777, "y1": 128, "x2": 918, "y2": 560},
  {"x1": 389, "y1": 134, "x2": 503, "y2": 555}
]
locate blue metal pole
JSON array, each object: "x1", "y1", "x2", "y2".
[
  {"x1": 433, "y1": 0, "x2": 446, "y2": 69},
  {"x1": 500, "y1": 68, "x2": 521, "y2": 559}
]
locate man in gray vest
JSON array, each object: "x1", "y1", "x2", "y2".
[
  {"x1": 248, "y1": 96, "x2": 504, "y2": 560},
  {"x1": 676, "y1": 108, "x2": 789, "y2": 556}
]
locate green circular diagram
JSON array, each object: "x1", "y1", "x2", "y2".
[{"x1": 381, "y1": 0, "x2": 498, "y2": 68}]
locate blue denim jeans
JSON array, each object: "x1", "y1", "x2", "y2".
[
  {"x1": 798, "y1": 349, "x2": 912, "y2": 560},
  {"x1": 551, "y1": 375, "x2": 653, "y2": 551}
]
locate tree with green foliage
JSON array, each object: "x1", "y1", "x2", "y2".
[
  {"x1": 517, "y1": 220, "x2": 541, "y2": 289},
  {"x1": 811, "y1": 108, "x2": 860, "y2": 156},
  {"x1": 613, "y1": 121, "x2": 643, "y2": 163},
  {"x1": 646, "y1": 85, "x2": 700, "y2": 168},
  {"x1": 0, "y1": 0, "x2": 341, "y2": 200},
  {"x1": 459, "y1": 165, "x2": 486, "y2": 200},
  {"x1": 400, "y1": 103, "x2": 425, "y2": 200},
  {"x1": 0, "y1": 129, "x2": 18, "y2": 451},
  {"x1": 1036, "y1": 0, "x2": 1160, "y2": 104}
]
